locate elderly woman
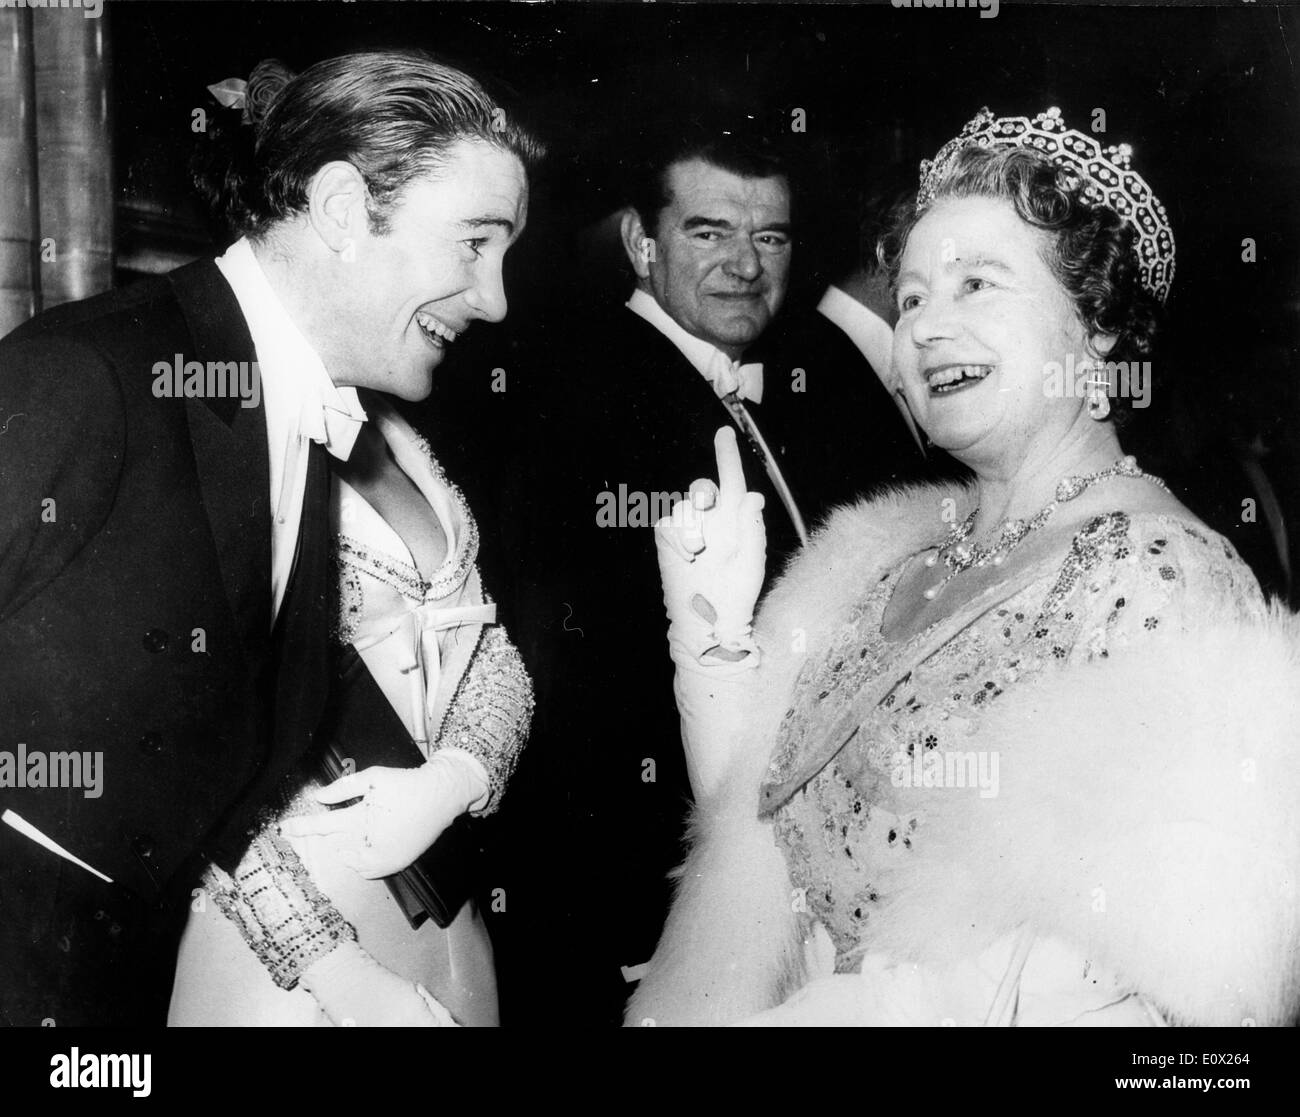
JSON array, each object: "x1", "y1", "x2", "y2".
[{"x1": 630, "y1": 108, "x2": 1300, "y2": 1027}]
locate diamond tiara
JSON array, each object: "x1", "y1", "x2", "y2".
[{"x1": 916, "y1": 107, "x2": 1176, "y2": 304}]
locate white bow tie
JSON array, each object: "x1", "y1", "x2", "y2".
[
  {"x1": 706, "y1": 351, "x2": 764, "y2": 405},
  {"x1": 298, "y1": 392, "x2": 366, "y2": 458},
  {"x1": 273, "y1": 394, "x2": 366, "y2": 528}
]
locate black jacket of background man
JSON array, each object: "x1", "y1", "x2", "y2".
[{"x1": 488, "y1": 299, "x2": 930, "y2": 1024}]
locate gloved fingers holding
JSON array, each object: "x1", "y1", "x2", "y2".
[
  {"x1": 655, "y1": 495, "x2": 706, "y2": 563},
  {"x1": 689, "y1": 477, "x2": 719, "y2": 512},
  {"x1": 280, "y1": 801, "x2": 363, "y2": 841}
]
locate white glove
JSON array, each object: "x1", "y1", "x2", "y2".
[
  {"x1": 280, "y1": 751, "x2": 487, "y2": 880},
  {"x1": 654, "y1": 427, "x2": 767, "y2": 798},
  {"x1": 301, "y1": 941, "x2": 458, "y2": 1027},
  {"x1": 654, "y1": 426, "x2": 767, "y2": 664}
]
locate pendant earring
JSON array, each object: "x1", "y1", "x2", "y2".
[{"x1": 1087, "y1": 382, "x2": 1111, "y2": 421}]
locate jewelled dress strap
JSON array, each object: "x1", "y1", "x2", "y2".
[{"x1": 758, "y1": 556, "x2": 1060, "y2": 816}]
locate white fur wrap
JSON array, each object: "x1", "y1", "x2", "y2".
[{"x1": 627, "y1": 485, "x2": 1300, "y2": 1027}]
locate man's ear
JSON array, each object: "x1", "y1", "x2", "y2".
[
  {"x1": 307, "y1": 161, "x2": 370, "y2": 259},
  {"x1": 619, "y1": 208, "x2": 655, "y2": 281}
]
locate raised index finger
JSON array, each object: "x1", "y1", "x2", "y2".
[{"x1": 714, "y1": 425, "x2": 748, "y2": 511}]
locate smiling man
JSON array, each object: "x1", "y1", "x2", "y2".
[
  {"x1": 250, "y1": 136, "x2": 528, "y2": 407},
  {"x1": 502, "y1": 130, "x2": 862, "y2": 1025},
  {"x1": 0, "y1": 50, "x2": 540, "y2": 1026},
  {"x1": 615, "y1": 139, "x2": 808, "y2": 557},
  {"x1": 625, "y1": 156, "x2": 791, "y2": 363}
]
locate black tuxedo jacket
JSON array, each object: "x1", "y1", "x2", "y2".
[
  {"x1": 488, "y1": 301, "x2": 930, "y2": 1024},
  {"x1": 0, "y1": 261, "x2": 332, "y2": 1024},
  {"x1": 542, "y1": 304, "x2": 928, "y2": 568}
]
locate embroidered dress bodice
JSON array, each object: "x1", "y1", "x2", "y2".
[
  {"x1": 190, "y1": 404, "x2": 532, "y2": 1002},
  {"x1": 326, "y1": 410, "x2": 530, "y2": 807},
  {"x1": 769, "y1": 512, "x2": 1265, "y2": 1020}
]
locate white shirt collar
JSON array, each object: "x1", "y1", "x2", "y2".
[
  {"x1": 215, "y1": 237, "x2": 367, "y2": 461},
  {"x1": 818, "y1": 284, "x2": 926, "y2": 455},
  {"x1": 215, "y1": 237, "x2": 369, "y2": 623},
  {"x1": 625, "y1": 288, "x2": 738, "y2": 381},
  {"x1": 817, "y1": 284, "x2": 898, "y2": 392}
]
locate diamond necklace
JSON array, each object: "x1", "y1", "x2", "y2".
[{"x1": 921, "y1": 454, "x2": 1170, "y2": 600}]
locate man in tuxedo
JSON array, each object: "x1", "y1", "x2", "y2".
[
  {"x1": 0, "y1": 50, "x2": 537, "y2": 1026},
  {"x1": 600, "y1": 136, "x2": 928, "y2": 569},
  {"x1": 496, "y1": 133, "x2": 928, "y2": 1024}
]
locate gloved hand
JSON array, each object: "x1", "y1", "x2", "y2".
[
  {"x1": 654, "y1": 426, "x2": 767, "y2": 664},
  {"x1": 654, "y1": 427, "x2": 767, "y2": 798},
  {"x1": 280, "y1": 751, "x2": 486, "y2": 879},
  {"x1": 301, "y1": 940, "x2": 458, "y2": 1027}
]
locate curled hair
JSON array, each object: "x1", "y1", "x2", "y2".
[
  {"x1": 193, "y1": 50, "x2": 544, "y2": 238},
  {"x1": 879, "y1": 145, "x2": 1162, "y2": 422}
]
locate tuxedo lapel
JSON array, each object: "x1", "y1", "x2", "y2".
[
  {"x1": 173, "y1": 256, "x2": 332, "y2": 824},
  {"x1": 269, "y1": 438, "x2": 333, "y2": 757},
  {"x1": 200, "y1": 437, "x2": 333, "y2": 875},
  {"x1": 616, "y1": 308, "x2": 804, "y2": 557},
  {"x1": 617, "y1": 308, "x2": 740, "y2": 453},
  {"x1": 167, "y1": 260, "x2": 272, "y2": 659},
  {"x1": 164, "y1": 261, "x2": 336, "y2": 871}
]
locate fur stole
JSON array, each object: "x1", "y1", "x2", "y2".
[{"x1": 627, "y1": 484, "x2": 1300, "y2": 1027}]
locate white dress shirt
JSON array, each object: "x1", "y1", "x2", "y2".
[
  {"x1": 817, "y1": 284, "x2": 924, "y2": 453},
  {"x1": 215, "y1": 238, "x2": 369, "y2": 623},
  {"x1": 816, "y1": 284, "x2": 897, "y2": 392},
  {"x1": 625, "y1": 287, "x2": 807, "y2": 545},
  {"x1": 626, "y1": 288, "x2": 762, "y2": 402}
]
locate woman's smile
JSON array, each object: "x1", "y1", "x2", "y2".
[{"x1": 924, "y1": 362, "x2": 995, "y2": 394}]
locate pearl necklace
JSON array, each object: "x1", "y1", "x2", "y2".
[{"x1": 921, "y1": 455, "x2": 1170, "y2": 600}]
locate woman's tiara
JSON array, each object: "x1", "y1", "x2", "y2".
[{"x1": 917, "y1": 107, "x2": 1176, "y2": 304}]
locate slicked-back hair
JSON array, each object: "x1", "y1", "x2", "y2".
[{"x1": 195, "y1": 49, "x2": 545, "y2": 238}]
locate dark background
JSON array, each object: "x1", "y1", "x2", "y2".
[
  {"x1": 113, "y1": 0, "x2": 1300, "y2": 590},
  {"x1": 106, "y1": 0, "x2": 1300, "y2": 1025}
]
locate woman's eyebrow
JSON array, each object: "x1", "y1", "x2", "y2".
[{"x1": 955, "y1": 255, "x2": 1014, "y2": 274}]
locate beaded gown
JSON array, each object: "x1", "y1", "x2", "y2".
[
  {"x1": 765, "y1": 511, "x2": 1265, "y2": 1024},
  {"x1": 167, "y1": 403, "x2": 532, "y2": 1026},
  {"x1": 628, "y1": 488, "x2": 1284, "y2": 1026}
]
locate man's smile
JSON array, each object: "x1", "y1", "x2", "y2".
[{"x1": 415, "y1": 311, "x2": 460, "y2": 347}]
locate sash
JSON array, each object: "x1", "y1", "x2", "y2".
[{"x1": 758, "y1": 556, "x2": 1057, "y2": 817}]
